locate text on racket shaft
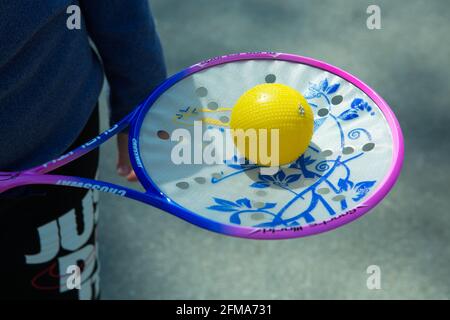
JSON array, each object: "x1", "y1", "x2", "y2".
[{"x1": 56, "y1": 180, "x2": 127, "y2": 196}]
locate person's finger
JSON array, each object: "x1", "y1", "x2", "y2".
[
  {"x1": 126, "y1": 170, "x2": 138, "y2": 182},
  {"x1": 116, "y1": 133, "x2": 132, "y2": 177}
]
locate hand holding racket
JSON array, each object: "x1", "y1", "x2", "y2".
[{"x1": 0, "y1": 52, "x2": 403, "y2": 239}]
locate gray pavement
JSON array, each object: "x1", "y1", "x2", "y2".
[{"x1": 98, "y1": 0, "x2": 450, "y2": 299}]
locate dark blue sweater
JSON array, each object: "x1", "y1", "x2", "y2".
[{"x1": 0, "y1": 0, "x2": 166, "y2": 171}]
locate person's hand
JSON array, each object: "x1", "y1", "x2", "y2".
[{"x1": 116, "y1": 133, "x2": 138, "y2": 182}]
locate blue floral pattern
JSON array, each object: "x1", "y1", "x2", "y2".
[
  {"x1": 251, "y1": 170, "x2": 301, "y2": 189},
  {"x1": 338, "y1": 98, "x2": 375, "y2": 121},
  {"x1": 305, "y1": 79, "x2": 340, "y2": 100},
  {"x1": 207, "y1": 197, "x2": 277, "y2": 225}
]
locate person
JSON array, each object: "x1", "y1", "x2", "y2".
[{"x1": 0, "y1": 1, "x2": 166, "y2": 299}]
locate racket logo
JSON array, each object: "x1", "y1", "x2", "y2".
[
  {"x1": 41, "y1": 151, "x2": 75, "y2": 168},
  {"x1": 131, "y1": 138, "x2": 143, "y2": 168},
  {"x1": 81, "y1": 124, "x2": 119, "y2": 149},
  {"x1": 197, "y1": 52, "x2": 278, "y2": 67},
  {"x1": 56, "y1": 180, "x2": 127, "y2": 196}
]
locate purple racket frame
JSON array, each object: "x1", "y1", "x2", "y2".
[{"x1": 0, "y1": 52, "x2": 404, "y2": 239}]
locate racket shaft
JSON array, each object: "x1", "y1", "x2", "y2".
[
  {"x1": 0, "y1": 172, "x2": 164, "y2": 205},
  {"x1": 29, "y1": 109, "x2": 138, "y2": 175}
]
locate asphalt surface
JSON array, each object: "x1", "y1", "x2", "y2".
[{"x1": 97, "y1": 0, "x2": 450, "y2": 299}]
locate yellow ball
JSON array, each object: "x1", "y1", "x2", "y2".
[{"x1": 229, "y1": 83, "x2": 314, "y2": 166}]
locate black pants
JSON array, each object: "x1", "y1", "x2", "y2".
[{"x1": 0, "y1": 107, "x2": 100, "y2": 300}]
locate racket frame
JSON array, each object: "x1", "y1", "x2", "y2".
[{"x1": 0, "y1": 52, "x2": 404, "y2": 239}]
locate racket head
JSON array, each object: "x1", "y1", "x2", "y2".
[{"x1": 128, "y1": 52, "x2": 404, "y2": 239}]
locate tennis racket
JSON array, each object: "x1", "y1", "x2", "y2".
[{"x1": 0, "y1": 52, "x2": 404, "y2": 239}]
